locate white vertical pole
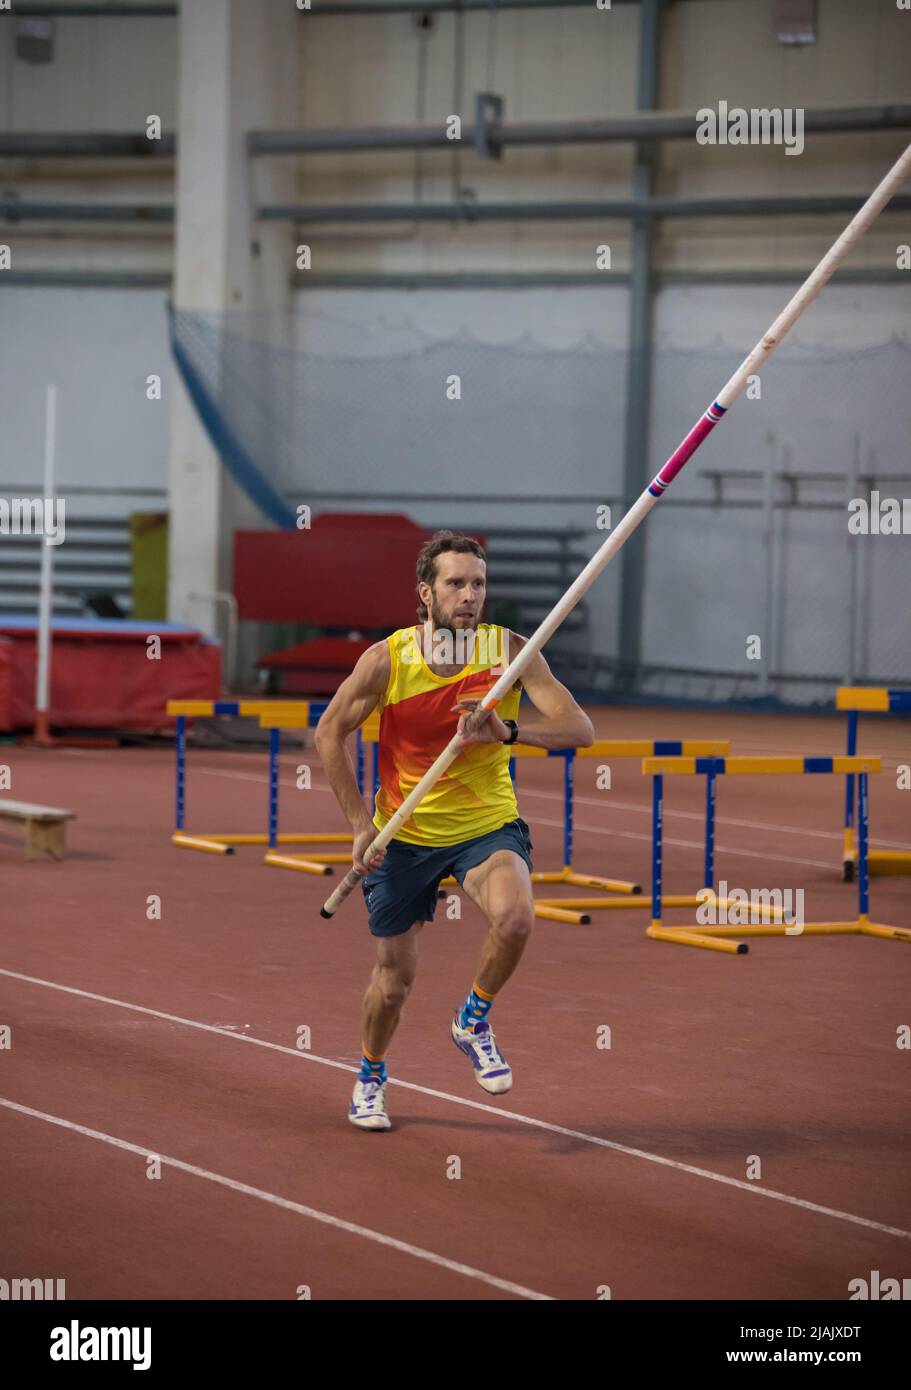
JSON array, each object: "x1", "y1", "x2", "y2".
[{"x1": 35, "y1": 384, "x2": 56, "y2": 744}]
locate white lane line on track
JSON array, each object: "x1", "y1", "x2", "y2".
[
  {"x1": 1, "y1": 967, "x2": 908, "y2": 1244},
  {"x1": 0, "y1": 1096, "x2": 551, "y2": 1301},
  {"x1": 555, "y1": 789, "x2": 911, "y2": 847},
  {"x1": 530, "y1": 815, "x2": 838, "y2": 872},
  {"x1": 194, "y1": 767, "x2": 911, "y2": 853}
]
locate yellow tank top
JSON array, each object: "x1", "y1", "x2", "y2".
[{"x1": 372, "y1": 624, "x2": 521, "y2": 847}]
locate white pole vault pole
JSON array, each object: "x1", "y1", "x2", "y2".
[
  {"x1": 35, "y1": 384, "x2": 57, "y2": 746},
  {"x1": 321, "y1": 142, "x2": 911, "y2": 919}
]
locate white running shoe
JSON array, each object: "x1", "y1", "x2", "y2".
[
  {"x1": 348, "y1": 1076, "x2": 392, "y2": 1131},
  {"x1": 451, "y1": 1016, "x2": 513, "y2": 1094}
]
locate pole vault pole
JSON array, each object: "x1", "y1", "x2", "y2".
[{"x1": 321, "y1": 142, "x2": 911, "y2": 920}]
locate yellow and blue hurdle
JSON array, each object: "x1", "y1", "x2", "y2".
[
  {"x1": 524, "y1": 740, "x2": 730, "y2": 923},
  {"x1": 414, "y1": 737, "x2": 730, "y2": 926},
  {"x1": 836, "y1": 686, "x2": 911, "y2": 881},
  {"x1": 641, "y1": 754, "x2": 908, "y2": 955},
  {"x1": 167, "y1": 699, "x2": 354, "y2": 865},
  {"x1": 258, "y1": 708, "x2": 379, "y2": 876}
]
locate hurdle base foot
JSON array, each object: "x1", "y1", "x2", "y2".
[
  {"x1": 172, "y1": 833, "x2": 234, "y2": 855},
  {"x1": 646, "y1": 922, "x2": 748, "y2": 955},
  {"x1": 264, "y1": 851, "x2": 333, "y2": 876}
]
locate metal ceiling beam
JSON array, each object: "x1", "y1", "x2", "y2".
[
  {"x1": 0, "y1": 133, "x2": 174, "y2": 158},
  {"x1": 5, "y1": 0, "x2": 639, "y2": 13},
  {"x1": 3, "y1": 108, "x2": 906, "y2": 165},
  {"x1": 249, "y1": 106, "x2": 911, "y2": 156},
  {"x1": 0, "y1": 270, "x2": 172, "y2": 287},
  {"x1": 288, "y1": 268, "x2": 907, "y2": 288},
  {"x1": 0, "y1": 201, "x2": 173, "y2": 221},
  {"x1": 259, "y1": 193, "x2": 911, "y2": 222},
  {"x1": 302, "y1": 0, "x2": 635, "y2": 12},
  {"x1": 8, "y1": 3, "x2": 177, "y2": 14},
  {"x1": 6, "y1": 192, "x2": 910, "y2": 223},
  {"x1": 2, "y1": 268, "x2": 902, "y2": 290}
]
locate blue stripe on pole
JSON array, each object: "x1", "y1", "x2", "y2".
[
  {"x1": 888, "y1": 690, "x2": 911, "y2": 712},
  {"x1": 804, "y1": 757, "x2": 835, "y2": 773},
  {"x1": 654, "y1": 741, "x2": 682, "y2": 755},
  {"x1": 213, "y1": 701, "x2": 240, "y2": 716},
  {"x1": 695, "y1": 757, "x2": 724, "y2": 774}
]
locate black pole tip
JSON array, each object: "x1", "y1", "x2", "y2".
[{"x1": 319, "y1": 907, "x2": 333, "y2": 919}]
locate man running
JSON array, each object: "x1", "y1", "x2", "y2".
[{"x1": 315, "y1": 530, "x2": 594, "y2": 1130}]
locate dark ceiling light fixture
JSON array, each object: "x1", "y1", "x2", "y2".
[
  {"x1": 773, "y1": 0, "x2": 818, "y2": 46},
  {"x1": 16, "y1": 16, "x2": 56, "y2": 63}
]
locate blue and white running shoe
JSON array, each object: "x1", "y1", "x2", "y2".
[
  {"x1": 349, "y1": 1077, "x2": 392, "y2": 1130},
  {"x1": 451, "y1": 1016, "x2": 513, "y2": 1094}
]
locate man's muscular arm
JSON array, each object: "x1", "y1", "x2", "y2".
[
  {"x1": 508, "y1": 631, "x2": 594, "y2": 749},
  {"x1": 314, "y1": 641, "x2": 390, "y2": 872},
  {"x1": 453, "y1": 630, "x2": 594, "y2": 751}
]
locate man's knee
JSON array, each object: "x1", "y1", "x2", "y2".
[
  {"x1": 489, "y1": 900, "x2": 535, "y2": 946},
  {"x1": 372, "y1": 959, "x2": 416, "y2": 1010}
]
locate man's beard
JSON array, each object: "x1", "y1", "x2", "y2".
[{"x1": 429, "y1": 597, "x2": 479, "y2": 633}]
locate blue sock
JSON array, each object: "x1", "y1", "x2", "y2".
[
  {"x1": 457, "y1": 981, "x2": 496, "y2": 1031},
  {"x1": 358, "y1": 1051, "x2": 387, "y2": 1084}
]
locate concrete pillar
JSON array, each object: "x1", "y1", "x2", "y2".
[{"x1": 167, "y1": 0, "x2": 297, "y2": 685}]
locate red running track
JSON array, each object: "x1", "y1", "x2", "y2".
[{"x1": 0, "y1": 706, "x2": 909, "y2": 1299}]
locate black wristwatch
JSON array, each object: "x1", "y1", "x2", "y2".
[{"x1": 502, "y1": 719, "x2": 519, "y2": 746}]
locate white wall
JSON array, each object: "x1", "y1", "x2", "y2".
[
  {"x1": 294, "y1": 0, "x2": 911, "y2": 275},
  {"x1": 0, "y1": 7, "x2": 176, "y2": 277},
  {"x1": 0, "y1": 9, "x2": 176, "y2": 130},
  {"x1": 0, "y1": 287, "x2": 170, "y2": 509}
]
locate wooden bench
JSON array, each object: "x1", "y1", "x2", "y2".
[{"x1": 0, "y1": 800, "x2": 76, "y2": 860}]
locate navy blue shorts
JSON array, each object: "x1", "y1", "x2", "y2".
[{"x1": 361, "y1": 817, "x2": 534, "y2": 938}]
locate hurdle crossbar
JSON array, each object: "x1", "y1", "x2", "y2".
[
  {"x1": 640, "y1": 754, "x2": 907, "y2": 954},
  {"x1": 836, "y1": 686, "x2": 911, "y2": 882}
]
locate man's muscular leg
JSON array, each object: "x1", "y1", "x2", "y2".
[
  {"x1": 361, "y1": 920, "x2": 423, "y2": 1059},
  {"x1": 461, "y1": 849, "x2": 535, "y2": 996},
  {"x1": 450, "y1": 849, "x2": 533, "y2": 1091}
]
